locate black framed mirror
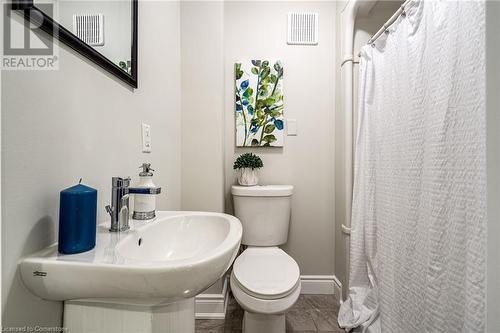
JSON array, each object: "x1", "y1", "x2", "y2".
[{"x1": 11, "y1": 0, "x2": 138, "y2": 88}]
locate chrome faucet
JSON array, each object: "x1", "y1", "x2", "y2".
[{"x1": 105, "y1": 177, "x2": 161, "y2": 232}]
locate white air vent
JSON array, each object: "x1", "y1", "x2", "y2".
[
  {"x1": 287, "y1": 12, "x2": 318, "y2": 45},
  {"x1": 73, "y1": 14, "x2": 104, "y2": 46}
]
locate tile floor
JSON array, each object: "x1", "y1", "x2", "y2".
[{"x1": 195, "y1": 293, "x2": 346, "y2": 333}]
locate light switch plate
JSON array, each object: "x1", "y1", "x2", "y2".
[
  {"x1": 142, "y1": 123, "x2": 151, "y2": 153},
  {"x1": 286, "y1": 119, "x2": 297, "y2": 136}
]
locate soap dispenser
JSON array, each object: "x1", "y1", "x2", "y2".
[{"x1": 133, "y1": 163, "x2": 158, "y2": 220}]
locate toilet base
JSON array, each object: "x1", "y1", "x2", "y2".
[{"x1": 243, "y1": 311, "x2": 285, "y2": 333}]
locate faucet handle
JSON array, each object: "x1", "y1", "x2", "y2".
[
  {"x1": 105, "y1": 205, "x2": 114, "y2": 217},
  {"x1": 112, "y1": 177, "x2": 131, "y2": 187}
]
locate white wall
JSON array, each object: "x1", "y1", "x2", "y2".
[
  {"x1": 334, "y1": 0, "x2": 348, "y2": 298},
  {"x1": 224, "y1": 1, "x2": 337, "y2": 276},
  {"x1": 0, "y1": 2, "x2": 3, "y2": 326},
  {"x1": 180, "y1": 1, "x2": 225, "y2": 214},
  {"x1": 1, "y1": 1, "x2": 181, "y2": 328},
  {"x1": 486, "y1": 0, "x2": 500, "y2": 331}
]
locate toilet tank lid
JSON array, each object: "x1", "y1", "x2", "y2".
[{"x1": 231, "y1": 185, "x2": 293, "y2": 197}]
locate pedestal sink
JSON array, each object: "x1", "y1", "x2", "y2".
[{"x1": 19, "y1": 211, "x2": 242, "y2": 333}]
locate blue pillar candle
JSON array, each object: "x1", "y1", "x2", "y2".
[{"x1": 58, "y1": 183, "x2": 97, "y2": 254}]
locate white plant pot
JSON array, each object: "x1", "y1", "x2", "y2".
[{"x1": 238, "y1": 168, "x2": 259, "y2": 186}]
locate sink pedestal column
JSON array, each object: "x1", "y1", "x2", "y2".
[{"x1": 63, "y1": 298, "x2": 195, "y2": 333}]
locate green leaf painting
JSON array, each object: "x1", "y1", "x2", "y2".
[{"x1": 235, "y1": 60, "x2": 284, "y2": 147}]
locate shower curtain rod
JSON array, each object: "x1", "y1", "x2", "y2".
[{"x1": 367, "y1": 0, "x2": 411, "y2": 45}]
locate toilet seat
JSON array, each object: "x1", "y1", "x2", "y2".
[
  {"x1": 232, "y1": 247, "x2": 300, "y2": 300},
  {"x1": 230, "y1": 270, "x2": 301, "y2": 315}
]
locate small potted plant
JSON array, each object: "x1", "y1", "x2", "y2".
[{"x1": 233, "y1": 153, "x2": 263, "y2": 186}]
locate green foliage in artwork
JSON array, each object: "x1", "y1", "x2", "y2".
[
  {"x1": 264, "y1": 124, "x2": 276, "y2": 134},
  {"x1": 235, "y1": 63, "x2": 243, "y2": 80},
  {"x1": 262, "y1": 134, "x2": 277, "y2": 147},
  {"x1": 235, "y1": 60, "x2": 284, "y2": 147},
  {"x1": 243, "y1": 87, "x2": 253, "y2": 98}
]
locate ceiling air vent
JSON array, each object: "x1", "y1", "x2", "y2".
[
  {"x1": 72, "y1": 14, "x2": 104, "y2": 46},
  {"x1": 287, "y1": 12, "x2": 318, "y2": 45}
]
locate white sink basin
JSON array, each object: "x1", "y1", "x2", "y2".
[{"x1": 19, "y1": 211, "x2": 242, "y2": 303}]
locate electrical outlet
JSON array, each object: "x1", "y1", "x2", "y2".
[{"x1": 142, "y1": 123, "x2": 151, "y2": 153}]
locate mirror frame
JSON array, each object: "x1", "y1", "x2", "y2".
[{"x1": 11, "y1": 0, "x2": 138, "y2": 88}]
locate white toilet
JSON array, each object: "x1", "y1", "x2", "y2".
[{"x1": 230, "y1": 185, "x2": 300, "y2": 333}]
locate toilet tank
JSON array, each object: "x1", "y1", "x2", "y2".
[{"x1": 231, "y1": 185, "x2": 293, "y2": 246}]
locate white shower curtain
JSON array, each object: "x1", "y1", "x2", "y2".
[{"x1": 338, "y1": 1, "x2": 486, "y2": 332}]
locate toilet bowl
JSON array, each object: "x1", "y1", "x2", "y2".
[{"x1": 231, "y1": 185, "x2": 299, "y2": 333}]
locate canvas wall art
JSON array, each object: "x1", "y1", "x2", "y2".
[{"x1": 235, "y1": 60, "x2": 284, "y2": 147}]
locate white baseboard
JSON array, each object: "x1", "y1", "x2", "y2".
[
  {"x1": 300, "y1": 275, "x2": 338, "y2": 295},
  {"x1": 195, "y1": 277, "x2": 229, "y2": 319},
  {"x1": 195, "y1": 275, "x2": 343, "y2": 318}
]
